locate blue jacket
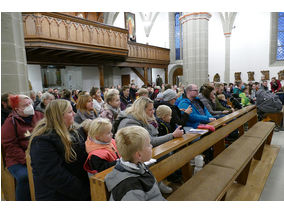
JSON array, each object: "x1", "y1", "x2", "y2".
[{"x1": 178, "y1": 97, "x2": 213, "y2": 128}]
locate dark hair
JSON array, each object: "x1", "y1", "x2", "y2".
[
  {"x1": 202, "y1": 85, "x2": 214, "y2": 100},
  {"x1": 122, "y1": 85, "x2": 129, "y2": 91},
  {"x1": 62, "y1": 90, "x2": 71, "y2": 99},
  {"x1": 90, "y1": 87, "x2": 99, "y2": 97}
]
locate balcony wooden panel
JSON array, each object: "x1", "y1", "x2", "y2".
[{"x1": 22, "y1": 12, "x2": 170, "y2": 67}]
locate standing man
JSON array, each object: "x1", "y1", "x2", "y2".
[{"x1": 156, "y1": 75, "x2": 163, "y2": 87}]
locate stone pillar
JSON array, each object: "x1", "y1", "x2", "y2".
[
  {"x1": 180, "y1": 12, "x2": 211, "y2": 88},
  {"x1": 224, "y1": 33, "x2": 231, "y2": 83},
  {"x1": 1, "y1": 12, "x2": 29, "y2": 95},
  {"x1": 219, "y1": 12, "x2": 237, "y2": 83}
]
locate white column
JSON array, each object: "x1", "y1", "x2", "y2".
[
  {"x1": 219, "y1": 12, "x2": 237, "y2": 83},
  {"x1": 1, "y1": 12, "x2": 29, "y2": 95},
  {"x1": 180, "y1": 12, "x2": 212, "y2": 88}
]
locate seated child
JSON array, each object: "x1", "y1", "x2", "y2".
[
  {"x1": 239, "y1": 88, "x2": 251, "y2": 107},
  {"x1": 156, "y1": 105, "x2": 173, "y2": 136},
  {"x1": 83, "y1": 118, "x2": 120, "y2": 174},
  {"x1": 217, "y1": 94, "x2": 232, "y2": 109},
  {"x1": 100, "y1": 89, "x2": 121, "y2": 124},
  {"x1": 105, "y1": 126, "x2": 166, "y2": 201}
]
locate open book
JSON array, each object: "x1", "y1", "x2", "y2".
[{"x1": 183, "y1": 127, "x2": 209, "y2": 135}]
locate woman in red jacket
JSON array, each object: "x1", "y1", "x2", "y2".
[
  {"x1": 1, "y1": 94, "x2": 43, "y2": 200},
  {"x1": 270, "y1": 77, "x2": 282, "y2": 93}
]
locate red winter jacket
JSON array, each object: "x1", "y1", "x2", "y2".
[{"x1": 1, "y1": 110, "x2": 43, "y2": 168}]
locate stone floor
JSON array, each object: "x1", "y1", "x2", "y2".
[{"x1": 259, "y1": 130, "x2": 284, "y2": 201}]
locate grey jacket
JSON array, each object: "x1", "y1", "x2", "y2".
[
  {"x1": 198, "y1": 94, "x2": 223, "y2": 116},
  {"x1": 74, "y1": 109, "x2": 96, "y2": 124},
  {"x1": 117, "y1": 113, "x2": 173, "y2": 147},
  {"x1": 105, "y1": 159, "x2": 166, "y2": 201}
]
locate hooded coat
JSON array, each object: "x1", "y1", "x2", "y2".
[{"x1": 105, "y1": 159, "x2": 165, "y2": 201}]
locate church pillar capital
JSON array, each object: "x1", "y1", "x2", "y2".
[{"x1": 179, "y1": 12, "x2": 212, "y2": 24}]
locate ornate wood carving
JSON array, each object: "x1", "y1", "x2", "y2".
[
  {"x1": 247, "y1": 71, "x2": 255, "y2": 81},
  {"x1": 234, "y1": 72, "x2": 241, "y2": 81},
  {"x1": 213, "y1": 73, "x2": 220, "y2": 82},
  {"x1": 261, "y1": 70, "x2": 270, "y2": 80},
  {"x1": 22, "y1": 12, "x2": 170, "y2": 67},
  {"x1": 278, "y1": 70, "x2": 284, "y2": 80}
]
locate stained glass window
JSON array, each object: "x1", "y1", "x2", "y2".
[
  {"x1": 175, "y1": 12, "x2": 182, "y2": 60},
  {"x1": 276, "y1": 12, "x2": 284, "y2": 60}
]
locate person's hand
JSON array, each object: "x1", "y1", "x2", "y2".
[
  {"x1": 185, "y1": 105, "x2": 192, "y2": 115},
  {"x1": 172, "y1": 126, "x2": 184, "y2": 138},
  {"x1": 209, "y1": 117, "x2": 216, "y2": 122},
  {"x1": 222, "y1": 110, "x2": 229, "y2": 114}
]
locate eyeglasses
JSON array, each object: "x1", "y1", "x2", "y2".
[{"x1": 190, "y1": 90, "x2": 198, "y2": 92}]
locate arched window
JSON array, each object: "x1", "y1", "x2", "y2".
[
  {"x1": 270, "y1": 12, "x2": 284, "y2": 66},
  {"x1": 276, "y1": 12, "x2": 284, "y2": 61},
  {"x1": 175, "y1": 12, "x2": 183, "y2": 60}
]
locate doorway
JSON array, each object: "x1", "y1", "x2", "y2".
[
  {"x1": 121, "y1": 74, "x2": 130, "y2": 86},
  {"x1": 173, "y1": 68, "x2": 183, "y2": 86}
]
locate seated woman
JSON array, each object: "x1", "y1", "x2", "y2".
[
  {"x1": 35, "y1": 92, "x2": 54, "y2": 113},
  {"x1": 90, "y1": 87, "x2": 104, "y2": 114},
  {"x1": 74, "y1": 94, "x2": 97, "y2": 124},
  {"x1": 198, "y1": 85, "x2": 229, "y2": 119},
  {"x1": 1, "y1": 94, "x2": 43, "y2": 200},
  {"x1": 28, "y1": 99, "x2": 90, "y2": 201},
  {"x1": 117, "y1": 96, "x2": 183, "y2": 147}
]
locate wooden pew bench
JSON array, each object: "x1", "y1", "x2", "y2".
[
  {"x1": 1, "y1": 149, "x2": 16, "y2": 201},
  {"x1": 167, "y1": 121, "x2": 275, "y2": 201},
  {"x1": 89, "y1": 106, "x2": 258, "y2": 201},
  {"x1": 262, "y1": 106, "x2": 284, "y2": 128}
]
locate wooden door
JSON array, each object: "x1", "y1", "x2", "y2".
[
  {"x1": 121, "y1": 74, "x2": 130, "y2": 86},
  {"x1": 173, "y1": 68, "x2": 183, "y2": 86}
]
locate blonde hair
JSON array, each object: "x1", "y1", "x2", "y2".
[
  {"x1": 125, "y1": 96, "x2": 155, "y2": 125},
  {"x1": 116, "y1": 126, "x2": 150, "y2": 162},
  {"x1": 28, "y1": 99, "x2": 77, "y2": 163},
  {"x1": 88, "y1": 118, "x2": 112, "y2": 139},
  {"x1": 156, "y1": 105, "x2": 172, "y2": 119},
  {"x1": 137, "y1": 88, "x2": 148, "y2": 97},
  {"x1": 105, "y1": 89, "x2": 119, "y2": 104},
  {"x1": 80, "y1": 119, "x2": 93, "y2": 134},
  {"x1": 217, "y1": 94, "x2": 226, "y2": 100}
]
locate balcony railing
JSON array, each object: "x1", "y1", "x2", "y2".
[{"x1": 22, "y1": 12, "x2": 169, "y2": 66}]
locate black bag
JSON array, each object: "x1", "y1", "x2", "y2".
[{"x1": 256, "y1": 89, "x2": 282, "y2": 113}]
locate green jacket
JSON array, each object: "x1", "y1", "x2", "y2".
[{"x1": 239, "y1": 92, "x2": 250, "y2": 106}]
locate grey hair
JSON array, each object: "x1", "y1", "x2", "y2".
[
  {"x1": 185, "y1": 84, "x2": 194, "y2": 92},
  {"x1": 41, "y1": 92, "x2": 54, "y2": 102}
]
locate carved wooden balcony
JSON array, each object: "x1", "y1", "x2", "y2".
[{"x1": 22, "y1": 12, "x2": 170, "y2": 67}]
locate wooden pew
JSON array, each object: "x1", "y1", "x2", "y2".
[
  {"x1": 1, "y1": 149, "x2": 16, "y2": 201},
  {"x1": 26, "y1": 153, "x2": 36, "y2": 201},
  {"x1": 89, "y1": 105, "x2": 257, "y2": 201},
  {"x1": 167, "y1": 121, "x2": 275, "y2": 201},
  {"x1": 262, "y1": 106, "x2": 284, "y2": 128}
]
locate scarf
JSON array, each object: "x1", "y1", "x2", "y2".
[
  {"x1": 105, "y1": 103, "x2": 120, "y2": 120},
  {"x1": 77, "y1": 109, "x2": 96, "y2": 121}
]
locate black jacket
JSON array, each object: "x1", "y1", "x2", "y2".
[
  {"x1": 155, "y1": 101, "x2": 190, "y2": 132},
  {"x1": 30, "y1": 129, "x2": 90, "y2": 201}
]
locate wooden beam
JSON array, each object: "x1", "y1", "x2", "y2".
[
  {"x1": 99, "y1": 65, "x2": 104, "y2": 88},
  {"x1": 165, "y1": 67, "x2": 168, "y2": 84},
  {"x1": 144, "y1": 67, "x2": 148, "y2": 85},
  {"x1": 131, "y1": 67, "x2": 145, "y2": 83}
]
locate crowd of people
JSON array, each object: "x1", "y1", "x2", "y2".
[{"x1": 1, "y1": 76, "x2": 284, "y2": 201}]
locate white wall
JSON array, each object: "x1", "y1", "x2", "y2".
[
  {"x1": 27, "y1": 64, "x2": 43, "y2": 93},
  {"x1": 113, "y1": 12, "x2": 169, "y2": 48},
  {"x1": 209, "y1": 12, "x2": 284, "y2": 84},
  {"x1": 81, "y1": 66, "x2": 100, "y2": 91}
]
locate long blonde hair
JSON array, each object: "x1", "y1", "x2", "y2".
[
  {"x1": 28, "y1": 99, "x2": 77, "y2": 163},
  {"x1": 125, "y1": 96, "x2": 155, "y2": 125}
]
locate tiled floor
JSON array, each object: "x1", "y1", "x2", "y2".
[{"x1": 259, "y1": 131, "x2": 284, "y2": 201}]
